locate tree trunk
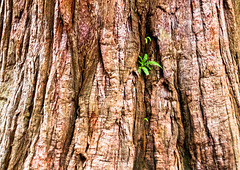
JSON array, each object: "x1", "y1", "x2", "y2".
[{"x1": 0, "y1": 0, "x2": 239, "y2": 169}]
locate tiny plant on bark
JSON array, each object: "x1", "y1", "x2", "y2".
[
  {"x1": 138, "y1": 37, "x2": 162, "y2": 76},
  {"x1": 145, "y1": 36, "x2": 151, "y2": 44},
  {"x1": 138, "y1": 54, "x2": 162, "y2": 76}
]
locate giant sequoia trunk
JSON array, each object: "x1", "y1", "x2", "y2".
[{"x1": 0, "y1": 0, "x2": 239, "y2": 169}]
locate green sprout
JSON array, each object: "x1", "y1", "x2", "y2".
[
  {"x1": 144, "y1": 118, "x2": 149, "y2": 122},
  {"x1": 145, "y1": 36, "x2": 151, "y2": 44},
  {"x1": 138, "y1": 54, "x2": 162, "y2": 76}
]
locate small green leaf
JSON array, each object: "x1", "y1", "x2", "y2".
[
  {"x1": 138, "y1": 55, "x2": 143, "y2": 61},
  {"x1": 145, "y1": 61, "x2": 163, "y2": 69},
  {"x1": 141, "y1": 67, "x2": 149, "y2": 75},
  {"x1": 144, "y1": 118, "x2": 149, "y2": 122},
  {"x1": 142, "y1": 54, "x2": 148, "y2": 63},
  {"x1": 147, "y1": 36, "x2": 151, "y2": 42},
  {"x1": 138, "y1": 67, "x2": 142, "y2": 75},
  {"x1": 145, "y1": 36, "x2": 152, "y2": 44}
]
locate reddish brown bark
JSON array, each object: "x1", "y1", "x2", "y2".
[{"x1": 0, "y1": 0, "x2": 239, "y2": 169}]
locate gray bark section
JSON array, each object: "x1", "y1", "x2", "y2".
[{"x1": 0, "y1": 0, "x2": 239, "y2": 169}]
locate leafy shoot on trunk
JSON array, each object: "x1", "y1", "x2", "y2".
[{"x1": 138, "y1": 54, "x2": 162, "y2": 76}]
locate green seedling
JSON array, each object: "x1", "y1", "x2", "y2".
[
  {"x1": 138, "y1": 54, "x2": 162, "y2": 76},
  {"x1": 145, "y1": 36, "x2": 151, "y2": 44},
  {"x1": 144, "y1": 118, "x2": 149, "y2": 122}
]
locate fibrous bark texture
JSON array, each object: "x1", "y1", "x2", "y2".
[{"x1": 0, "y1": 0, "x2": 239, "y2": 169}]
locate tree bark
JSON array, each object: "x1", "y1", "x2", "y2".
[{"x1": 0, "y1": 0, "x2": 239, "y2": 169}]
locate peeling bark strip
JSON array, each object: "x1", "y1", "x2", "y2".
[{"x1": 0, "y1": 0, "x2": 239, "y2": 169}]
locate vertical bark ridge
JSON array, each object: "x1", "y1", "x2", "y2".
[
  {"x1": 81, "y1": 0, "x2": 139, "y2": 169},
  {"x1": 175, "y1": 0, "x2": 240, "y2": 168},
  {"x1": 147, "y1": 1, "x2": 185, "y2": 169},
  {"x1": 220, "y1": 0, "x2": 240, "y2": 110},
  {"x1": 0, "y1": 0, "x2": 12, "y2": 82},
  {"x1": 233, "y1": 0, "x2": 240, "y2": 133},
  {"x1": 0, "y1": 0, "x2": 38, "y2": 168},
  {"x1": 0, "y1": 1, "x2": 4, "y2": 42},
  {"x1": 233, "y1": 0, "x2": 240, "y2": 81},
  {"x1": 0, "y1": 0, "x2": 54, "y2": 169},
  {"x1": 30, "y1": 0, "x2": 76, "y2": 168}
]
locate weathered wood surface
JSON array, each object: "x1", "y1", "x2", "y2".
[{"x1": 0, "y1": 0, "x2": 239, "y2": 169}]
